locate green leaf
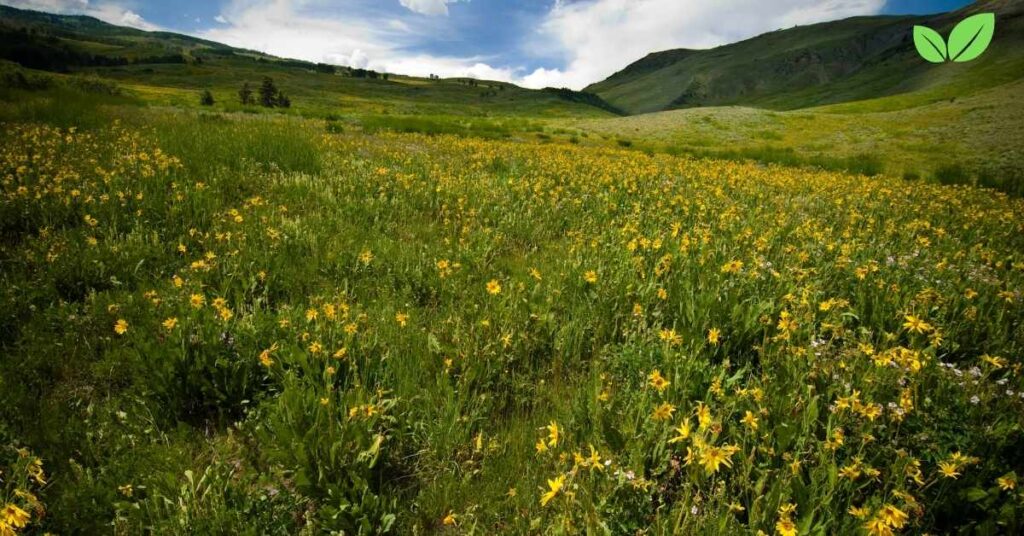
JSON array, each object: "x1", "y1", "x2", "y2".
[
  {"x1": 948, "y1": 13, "x2": 995, "y2": 62},
  {"x1": 913, "y1": 25, "x2": 947, "y2": 63},
  {"x1": 965, "y1": 487, "x2": 988, "y2": 502}
]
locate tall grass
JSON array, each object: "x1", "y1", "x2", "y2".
[
  {"x1": 1, "y1": 83, "x2": 1022, "y2": 536},
  {"x1": 149, "y1": 112, "x2": 323, "y2": 176}
]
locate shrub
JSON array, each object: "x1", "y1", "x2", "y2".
[
  {"x1": 200, "y1": 89, "x2": 215, "y2": 106},
  {"x1": 844, "y1": 153, "x2": 883, "y2": 176},
  {"x1": 934, "y1": 163, "x2": 970, "y2": 185}
]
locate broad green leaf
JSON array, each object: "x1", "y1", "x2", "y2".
[
  {"x1": 913, "y1": 25, "x2": 947, "y2": 63},
  {"x1": 948, "y1": 13, "x2": 995, "y2": 62},
  {"x1": 965, "y1": 487, "x2": 988, "y2": 502}
]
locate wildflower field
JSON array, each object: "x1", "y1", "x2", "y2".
[{"x1": 1, "y1": 95, "x2": 1024, "y2": 535}]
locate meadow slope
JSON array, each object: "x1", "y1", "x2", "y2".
[
  {"x1": 1, "y1": 87, "x2": 1023, "y2": 535},
  {"x1": 569, "y1": 78, "x2": 1024, "y2": 195}
]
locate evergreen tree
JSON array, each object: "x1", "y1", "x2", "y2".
[
  {"x1": 275, "y1": 91, "x2": 291, "y2": 108},
  {"x1": 238, "y1": 82, "x2": 253, "y2": 105},
  {"x1": 259, "y1": 77, "x2": 278, "y2": 107}
]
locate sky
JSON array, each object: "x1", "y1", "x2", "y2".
[{"x1": 1, "y1": 0, "x2": 974, "y2": 89}]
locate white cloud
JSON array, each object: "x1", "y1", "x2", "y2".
[
  {"x1": 195, "y1": 0, "x2": 888, "y2": 90},
  {"x1": 398, "y1": 0, "x2": 462, "y2": 17},
  {"x1": 382, "y1": 56, "x2": 518, "y2": 82},
  {"x1": 0, "y1": 0, "x2": 87, "y2": 12},
  {"x1": 2, "y1": 0, "x2": 892, "y2": 91},
  {"x1": 519, "y1": 0, "x2": 887, "y2": 89},
  {"x1": 199, "y1": 0, "x2": 517, "y2": 82},
  {"x1": 0, "y1": 0, "x2": 161, "y2": 30},
  {"x1": 387, "y1": 19, "x2": 411, "y2": 33}
]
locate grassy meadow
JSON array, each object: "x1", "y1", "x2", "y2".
[
  {"x1": 1, "y1": 66, "x2": 1024, "y2": 536},
  {"x1": 2, "y1": 5, "x2": 1024, "y2": 533},
  {"x1": 568, "y1": 78, "x2": 1024, "y2": 195}
]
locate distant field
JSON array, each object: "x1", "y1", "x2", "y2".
[
  {"x1": 569, "y1": 79, "x2": 1024, "y2": 194},
  {"x1": 89, "y1": 60, "x2": 614, "y2": 119}
]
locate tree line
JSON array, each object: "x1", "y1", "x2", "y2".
[
  {"x1": 198, "y1": 77, "x2": 291, "y2": 108},
  {"x1": 0, "y1": 28, "x2": 187, "y2": 72}
]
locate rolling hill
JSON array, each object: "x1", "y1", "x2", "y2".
[
  {"x1": 569, "y1": 77, "x2": 1024, "y2": 193},
  {"x1": 0, "y1": 4, "x2": 619, "y2": 119},
  {"x1": 586, "y1": 0, "x2": 1024, "y2": 114}
]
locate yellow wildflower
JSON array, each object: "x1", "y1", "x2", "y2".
[
  {"x1": 668, "y1": 419, "x2": 691, "y2": 444},
  {"x1": 997, "y1": 473, "x2": 1016, "y2": 491},
  {"x1": 699, "y1": 444, "x2": 739, "y2": 474},
  {"x1": 1, "y1": 503, "x2": 29, "y2": 528},
  {"x1": 540, "y1": 474, "x2": 565, "y2": 506},
  {"x1": 775, "y1": 518, "x2": 797, "y2": 536},
  {"x1": 648, "y1": 369, "x2": 670, "y2": 393},
  {"x1": 545, "y1": 421, "x2": 559, "y2": 448},
  {"x1": 938, "y1": 461, "x2": 960, "y2": 479},
  {"x1": 651, "y1": 402, "x2": 676, "y2": 421},
  {"x1": 902, "y1": 315, "x2": 932, "y2": 334},
  {"x1": 741, "y1": 410, "x2": 759, "y2": 431}
]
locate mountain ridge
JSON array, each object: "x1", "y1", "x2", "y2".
[{"x1": 586, "y1": 0, "x2": 1024, "y2": 114}]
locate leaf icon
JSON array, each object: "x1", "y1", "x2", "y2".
[
  {"x1": 913, "y1": 25, "x2": 947, "y2": 63},
  {"x1": 947, "y1": 13, "x2": 995, "y2": 62}
]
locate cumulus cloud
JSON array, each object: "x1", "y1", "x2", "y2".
[
  {"x1": 192, "y1": 0, "x2": 888, "y2": 89},
  {"x1": 2, "y1": 0, "x2": 891, "y2": 90},
  {"x1": 0, "y1": 0, "x2": 161, "y2": 30},
  {"x1": 200, "y1": 0, "x2": 518, "y2": 82},
  {"x1": 518, "y1": 0, "x2": 887, "y2": 89},
  {"x1": 381, "y1": 56, "x2": 518, "y2": 81}
]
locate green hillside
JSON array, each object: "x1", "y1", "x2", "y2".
[
  {"x1": 587, "y1": 0, "x2": 1024, "y2": 114},
  {"x1": 0, "y1": 4, "x2": 617, "y2": 120},
  {"x1": 568, "y1": 77, "x2": 1024, "y2": 193}
]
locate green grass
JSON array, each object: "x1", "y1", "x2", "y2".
[
  {"x1": 1, "y1": 4, "x2": 1023, "y2": 534},
  {"x1": 568, "y1": 78, "x2": 1024, "y2": 195},
  {"x1": 2, "y1": 70, "x2": 1024, "y2": 536},
  {"x1": 148, "y1": 112, "x2": 324, "y2": 176}
]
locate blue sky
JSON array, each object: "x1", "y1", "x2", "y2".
[{"x1": 2, "y1": 0, "x2": 973, "y2": 88}]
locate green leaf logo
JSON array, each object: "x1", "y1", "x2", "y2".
[
  {"x1": 913, "y1": 13, "x2": 995, "y2": 63},
  {"x1": 948, "y1": 13, "x2": 995, "y2": 62},
  {"x1": 913, "y1": 25, "x2": 947, "y2": 62}
]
